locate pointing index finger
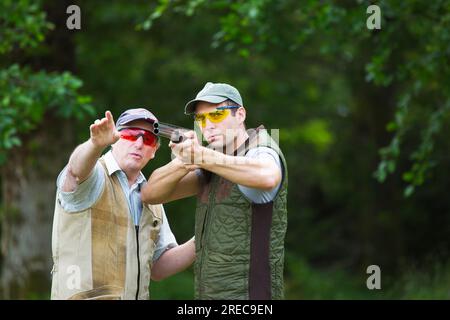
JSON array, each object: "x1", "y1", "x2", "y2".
[{"x1": 105, "y1": 110, "x2": 114, "y2": 124}]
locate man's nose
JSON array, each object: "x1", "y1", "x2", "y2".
[
  {"x1": 134, "y1": 136, "x2": 144, "y2": 148},
  {"x1": 204, "y1": 117, "x2": 216, "y2": 130}
]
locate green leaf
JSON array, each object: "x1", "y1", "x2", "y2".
[{"x1": 404, "y1": 185, "x2": 415, "y2": 198}]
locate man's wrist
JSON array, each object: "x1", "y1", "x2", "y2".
[
  {"x1": 88, "y1": 138, "x2": 108, "y2": 155},
  {"x1": 172, "y1": 157, "x2": 191, "y2": 173},
  {"x1": 200, "y1": 147, "x2": 224, "y2": 169}
]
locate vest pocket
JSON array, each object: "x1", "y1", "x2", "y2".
[{"x1": 201, "y1": 259, "x2": 248, "y2": 299}]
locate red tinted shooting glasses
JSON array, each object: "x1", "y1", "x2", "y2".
[{"x1": 119, "y1": 127, "x2": 159, "y2": 147}]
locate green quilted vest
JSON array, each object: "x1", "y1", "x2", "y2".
[{"x1": 194, "y1": 126, "x2": 288, "y2": 300}]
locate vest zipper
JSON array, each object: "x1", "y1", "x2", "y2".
[{"x1": 135, "y1": 225, "x2": 140, "y2": 300}]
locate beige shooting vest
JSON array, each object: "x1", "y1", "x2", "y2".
[{"x1": 51, "y1": 158, "x2": 163, "y2": 300}]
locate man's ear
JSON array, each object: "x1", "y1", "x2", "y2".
[
  {"x1": 148, "y1": 143, "x2": 159, "y2": 161},
  {"x1": 237, "y1": 107, "x2": 246, "y2": 124},
  {"x1": 155, "y1": 141, "x2": 161, "y2": 151}
]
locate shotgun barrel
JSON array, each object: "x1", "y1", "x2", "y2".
[{"x1": 153, "y1": 122, "x2": 189, "y2": 143}]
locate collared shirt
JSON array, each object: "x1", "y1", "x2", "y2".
[{"x1": 56, "y1": 150, "x2": 177, "y2": 261}]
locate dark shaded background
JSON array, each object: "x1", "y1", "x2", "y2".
[{"x1": 1, "y1": 0, "x2": 449, "y2": 299}]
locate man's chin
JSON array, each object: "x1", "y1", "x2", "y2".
[
  {"x1": 125, "y1": 159, "x2": 145, "y2": 171},
  {"x1": 208, "y1": 140, "x2": 239, "y2": 155}
]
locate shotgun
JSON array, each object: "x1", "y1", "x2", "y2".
[{"x1": 153, "y1": 122, "x2": 189, "y2": 143}]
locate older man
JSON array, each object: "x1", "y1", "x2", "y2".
[{"x1": 51, "y1": 108, "x2": 195, "y2": 300}]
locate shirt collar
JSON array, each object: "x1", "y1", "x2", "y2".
[{"x1": 103, "y1": 150, "x2": 146, "y2": 185}]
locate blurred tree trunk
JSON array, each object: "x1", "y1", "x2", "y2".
[
  {"x1": 0, "y1": 0, "x2": 77, "y2": 299},
  {"x1": 346, "y1": 55, "x2": 405, "y2": 271},
  {"x1": 0, "y1": 122, "x2": 76, "y2": 299}
]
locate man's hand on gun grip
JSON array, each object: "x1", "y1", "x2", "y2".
[{"x1": 169, "y1": 130, "x2": 204, "y2": 167}]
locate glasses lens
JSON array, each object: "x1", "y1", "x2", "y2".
[
  {"x1": 207, "y1": 110, "x2": 228, "y2": 122},
  {"x1": 194, "y1": 114, "x2": 206, "y2": 127},
  {"x1": 120, "y1": 128, "x2": 158, "y2": 147},
  {"x1": 194, "y1": 109, "x2": 229, "y2": 128},
  {"x1": 120, "y1": 130, "x2": 138, "y2": 141},
  {"x1": 194, "y1": 114, "x2": 205, "y2": 122},
  {"x1": 142, "y1": 131, "x2": 158, "y2": 147}
]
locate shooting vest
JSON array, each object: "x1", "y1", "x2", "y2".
[
  {"x1": 51, "y1": 158, "x2": 163, "y2": 300},
  {"x1": 194, "y1": 126, "x2": 288, "y2": 299}
]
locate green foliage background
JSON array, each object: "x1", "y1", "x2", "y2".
[{"x1": 1, "y1": 0, "x2": 449, "y2": 299}]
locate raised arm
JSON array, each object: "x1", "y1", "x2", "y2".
[{"x1": 62, "y1": 111, "x2": 120, "y2": 192}]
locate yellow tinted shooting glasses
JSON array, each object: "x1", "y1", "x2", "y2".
[{"x1": 194, "y1": 105, "x2": 240, "y2": 128}]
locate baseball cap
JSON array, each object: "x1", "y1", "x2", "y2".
[
  {"x1": 184, "y1": 82, "x2": 243, "y2": 114},
  {"x1": 116, "y1": 108, "x2": 158, "y2": 130}
]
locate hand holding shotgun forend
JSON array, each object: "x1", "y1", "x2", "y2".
[{"x1": 152, "y1": 121, "x2": 190, "y2": 143}]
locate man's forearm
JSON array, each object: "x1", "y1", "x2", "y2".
[
  {"x1": 151, "y1": 237, "x2": 195, "y2": 281},
  {"x1": 63, "y1": 139, "x2": 104, "y2": 191},
  {"x1": 200, "y1": 148, "x2": 281, "y2": 190},
  {"x1": 69, "y1": 139, "x2": 104, "y2": 180},
  {"x1": 62, "y1": 111, "x2": 119, "y2": 192},
  {"x1": 142, "y1": 159, "x2": 190, "y2": 203}
]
